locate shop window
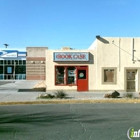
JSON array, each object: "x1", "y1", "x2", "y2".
[
  {"x1": 0, "y1": 60, "x2": 3, "y2": 65},
  {"x1": 78, "y1": 70, "x2": 86, "y2": 79},
  {"x1": 8, "y1": 60, "x2": 11, "y2": 65},
  {"x1": 19, "y1": 60, "x2": 22, "y2": 65},
  {"x1": 67, "y1": 67, "x2": 76, "y2": 84},
  {"x1": 102, "y1": 68, "x2": 116, "y2": 84},
  {"x1": 4, "y1": 60, "x2": 7, "y2": 65},
  {"x1": 55, "y1": 66, "x2": 65, "y2": 85},
  {"x1": 23, "y1": 60, "x2": 26, "y2": 65},
  {"x1": 0, "y1": 66, "x2": 3, "y2": 74},
  {"x1": 7, "y1": 67, "x2": 12, "y2": 74},
  {"x1": 55, "y1": 66, "x2": 77, "y2": 85},
  {"x1": 15, "y1": 60, "x2": 18, "y2": 65},
  {"x1": 15, "y1": 66, "x2": 26, "y2": 74},
  {"x1": 12, "y1": 60, "x2": 15, "y2": 65}
]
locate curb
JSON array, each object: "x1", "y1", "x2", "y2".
[{"x1": 0, "y1": 98, "x2": 140, "y2": 105}]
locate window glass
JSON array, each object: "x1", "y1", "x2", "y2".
[
  {"x1": 55, "y1": 66, "x2": 77, "y2": 85},
  {"x1": 8, "y1": 60, "x2": 11, "y2": 65},
  {"x1": 0, "y1": 66, "x2": 3, "y2": 74},
  {"x1": 23, "y1": 60, "x2": 26, "y2": 65},
  {"x1": 15, "y1": 66, "x2": 26, "y2": 74},
  {"x1": 15, "y1": 60, "x2": 18, "y2": 65},
  {"x1": 4, "y1": 60, "x2": 6, "y2": 65},
  {"x1": 7, "y1": 67, "x2": 12, "y2": 74},
  {"x1": 78, "y1": 70, "x2": 86, "y2": 79},
  {"x1": 12, "y1": 60, "x2": 15, "y2": 65},
  {"x1": 104, "y1": 69, "x2": 114, "y2": 82},
  {"x1": 55, "y1": 66, "x2": 65, "y2": 85},
  {"x1": 0, "y1": 60, "x2": 3, "y2": 65},
  {"x1": 0, "y1": 74, "x2": 4, "y2": 79},
  {"x1": 67, "y1": 67, "x2": 76, "y2": 84},
  {"x1": 19, "y1": 60, "x2": 22, "y2": 65},
  {"x1": 127, "y1": 71, "x2": 136, "y2": 80}
]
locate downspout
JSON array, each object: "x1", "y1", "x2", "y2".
[{"x1": 132, "y1": 38, "x2": 135, "y2": 63}]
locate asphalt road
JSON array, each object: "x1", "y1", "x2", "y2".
[{"x1": 0, "y1": 103, "x2": 140, "y2": 140}]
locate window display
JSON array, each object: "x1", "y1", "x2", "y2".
[{"x1": 55, "y1": 66, "x2": 76, "y2": 85}]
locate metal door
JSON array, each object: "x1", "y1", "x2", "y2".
[{"x1": 77, "y1": 67, "x2": 88, "y2": 91}]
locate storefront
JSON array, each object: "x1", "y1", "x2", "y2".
[
  {"x1": 46, "y1": 48, "x2": 95, "y2": 91},
  {"x1": 2, "y1": 37, "x2": 140, "y2": 92},
  {"x1": 0, "y1": 50, "x2": 26, "y2": 80},
  {"x1": 46, "y1": 37, "x2": 140, "y2": 92},
  {"x1": 88, "y1": 36, "x2": 140, "y2": 92}
]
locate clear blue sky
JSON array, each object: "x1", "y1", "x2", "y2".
[{"x1": 1, "y1": 0, "x2": 140, "y2": 50}]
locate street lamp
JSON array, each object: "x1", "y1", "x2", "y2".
[{"x1": 4, "y1": 44, "x2": 8, "y2": 48}]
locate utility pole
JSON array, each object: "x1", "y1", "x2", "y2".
[{"x1": 3, "y1": 44, "x2": 9, "y2": 79}]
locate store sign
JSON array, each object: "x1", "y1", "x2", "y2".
[
  {"x1": 0, "y1": 50, "x2": 17, "y2": 58},
  {"x1": 18, "y1": 52, "x2": 26, "y2": 57},
  {"x1": 53, "y1": 52, "x2": 89, "y2": 61}
]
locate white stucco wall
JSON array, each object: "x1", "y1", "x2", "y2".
[
  {"x1": 45, "y1": 37, "x2": 140, "y2": 92},
  {"x1": 46, "y1": 49, "x2": 96, "y2": 91},
  {"x1": 95, "y1": 37, "x2": 140, "y2": 92}
]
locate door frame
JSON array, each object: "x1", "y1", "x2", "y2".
[
  {"x1": 126, "y1": 69, "x2": 138, "y2": 92},
  {"x1": 77, "y1": 66, "x2": 88, "y2": 91}
]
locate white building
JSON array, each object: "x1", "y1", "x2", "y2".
[{"x1": 46, "y1": 37, "x2": 140, "y2": 92}]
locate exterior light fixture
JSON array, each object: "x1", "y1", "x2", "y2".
[
  {"x1": 96, "y1": 35, "x2": 100, "y2": 39},
  {"x1": 31, "y1": 61, "x2": 34, "y2": 64}
]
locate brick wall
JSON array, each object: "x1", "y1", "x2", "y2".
[
  {"x1": 26, "y1": 47, "x2": 47, "y2": 80},
  {"x1": 26, "y1": 57, "x2": 46, "y2": 80}
]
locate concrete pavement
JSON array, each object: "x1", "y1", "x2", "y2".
[{"x1": 0, "y1": 80, "x2": 140, "y2": 105}]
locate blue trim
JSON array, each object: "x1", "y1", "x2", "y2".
[{"x1": 0, "y1": 50, "x2": 26, "y2": 58}]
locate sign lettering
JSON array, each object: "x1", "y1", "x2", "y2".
[{"x1": 53, "y1": 52, "x2": 89, "y2": 61}]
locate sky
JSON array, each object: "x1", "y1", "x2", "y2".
[{"x1": 0, "y1": 0, "x2": 140, "y2": 50}]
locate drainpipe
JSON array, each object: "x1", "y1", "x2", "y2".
[{"x1": 132, "y1": 38, "x2": 136, "y2": 63}]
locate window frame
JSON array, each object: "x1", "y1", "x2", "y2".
[
  {"x1": 55, "y1": 65, "x2": 77, "y2": 86},
  {"x1": 102, "y1": 67, "x2": 117, "y2": 84}
]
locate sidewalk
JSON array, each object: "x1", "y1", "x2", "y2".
[{"x1": 0, "y1": 80, "x2": 139, "y2": 105}]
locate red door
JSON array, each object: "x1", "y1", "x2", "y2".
[{"x1": 77, "y1": 66, "x2": 88, "y2": 91}]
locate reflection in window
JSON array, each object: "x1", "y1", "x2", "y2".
[
  {"x1": 55, "y1": 67, "x2": 65, "y2": 84},
  {"x1": 55, "y1": 66, "x2": 77, "y2": 85},
  {"x1": 12, "y1": 60, "x2": 15, "y2": 65},
  {"x1": 127, "y1": 71, "x2": 136, "y2": 80},
  {"x1": 7, "y1": 67, "x2": 12, "y2": 74},
  {"x1": 8, "y1": 60, "x2": 11, "y2": 65},
  {"x1": 4, "y1": 60, "x2": 7, "y2": 65},
  {"x1": 15, "y1": 60, "x2": 18, "y2": 65},
  {"x1": 67, "y1": 67, "x2": 76, "y2": 84},
  {"x1": 19, "y1": 60, "x2": 22, "y2": 65},
  {"x1": 15, "y1": 66, "x2": 26, "y2": 74},
  {"x1": 0, "y1": 60, "x2": 3, "y2": 65},
  {"x1": 0, "y1": 66, "x2": 3, "y2": 74},
  {"x1": 23, "y1": 60, "x2": 26, "y2": 65}
]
